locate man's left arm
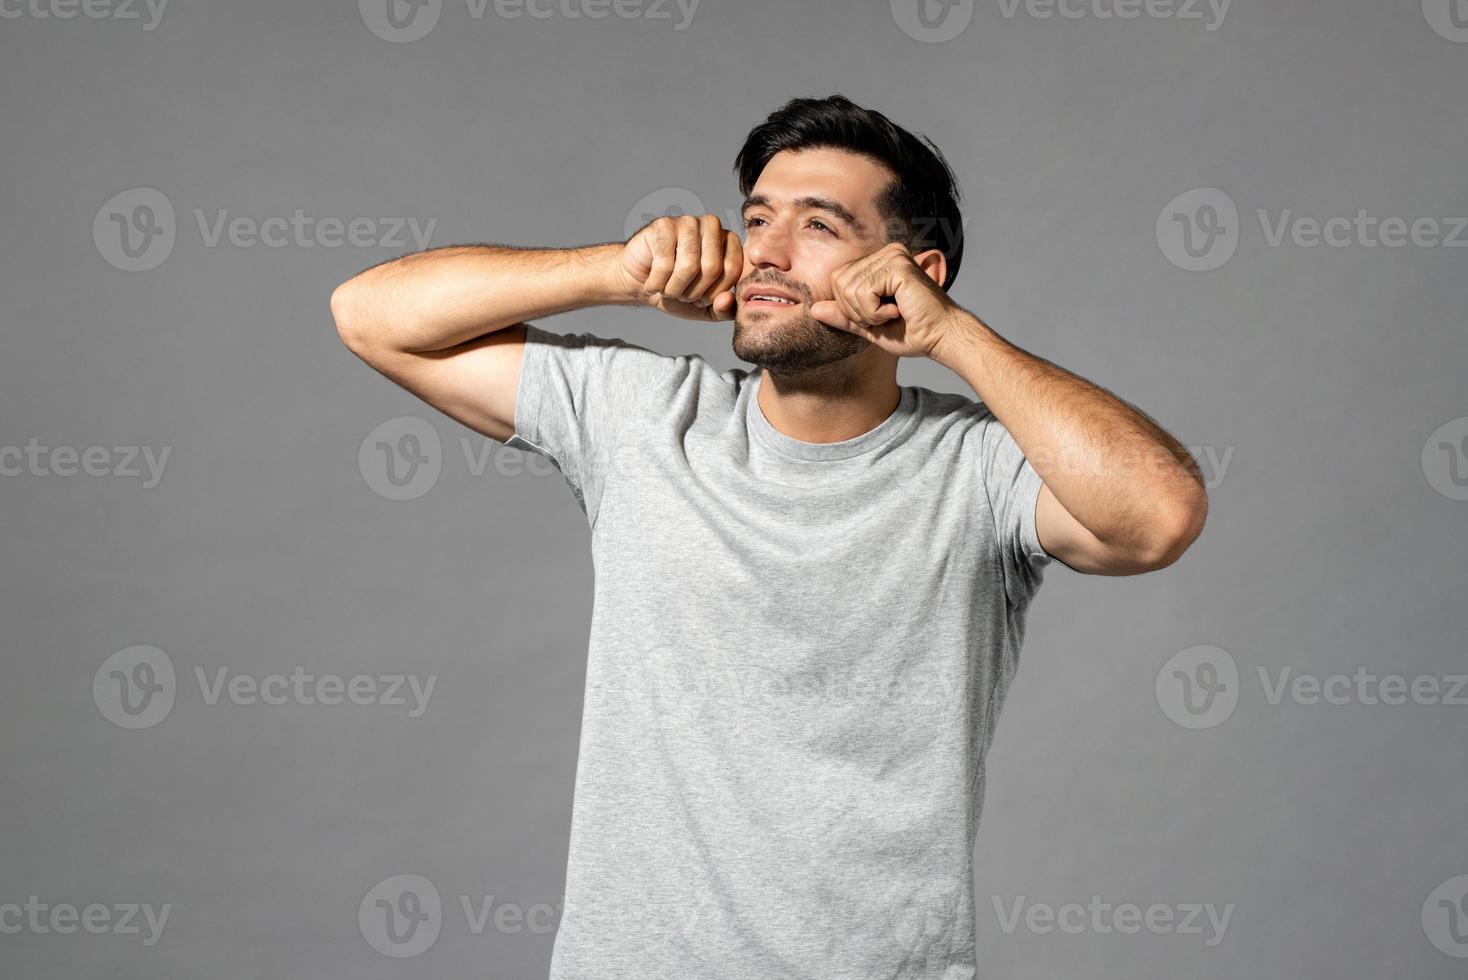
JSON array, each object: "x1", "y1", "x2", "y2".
[
  {"x1": 810, "y1": 242, "x2": 1208, "y2": 576},
  {"x1": 929, "y1": 310, "x2": 1208, "y2": 575}
]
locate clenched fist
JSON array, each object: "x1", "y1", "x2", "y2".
[
  {"x1": 808, "y1": 242, "x2": 959, "y2": 358},
  {"x1": 615, "y1": 214, "x2": 743, "y2": 322}
]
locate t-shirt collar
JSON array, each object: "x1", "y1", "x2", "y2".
[{"x1": 745, "y1": 370, "x2": 918, "y2": 462}]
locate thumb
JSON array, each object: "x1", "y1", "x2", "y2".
[
  {"x1": 808, "y1": 299, "x2": 850, "y2": 329},
  {"x1": 709, "y1": 289, "x2": 737, "y2": 320}
]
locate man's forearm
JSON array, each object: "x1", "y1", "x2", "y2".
[
  {"x1": 932, "y1": 308, "x2": 1208, "y2": 552},
  {"x1": 330, "y1": 242, "x2": 631, "y2": 353}
]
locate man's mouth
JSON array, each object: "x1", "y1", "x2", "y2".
[{"x1": 742, "y1": 289, "x2": 802, "y2": 308}]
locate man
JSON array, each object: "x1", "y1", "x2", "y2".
[{"x1": 331, "y1": 94, "x2": 1207, "y2": 979}]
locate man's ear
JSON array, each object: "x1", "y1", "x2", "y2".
[{"x1": 911, "y1": 247, "x2": 948, "y2": 291}]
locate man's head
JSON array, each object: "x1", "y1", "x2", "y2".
[{"x1": 729, "y1": 94, "x2": 964, "y2": 373}]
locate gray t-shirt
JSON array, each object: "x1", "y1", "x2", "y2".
[{"x1": 506, "y1": 322, "x2": 1052, "y2": 979}]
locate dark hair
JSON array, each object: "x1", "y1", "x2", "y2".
[{"x1": 733, "y1": 94, "x2": 965, "y2": 291}]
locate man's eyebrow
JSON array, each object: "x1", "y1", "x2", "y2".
[{"x1": 741, "y1": 194, "x2": 860, "y2": 230}]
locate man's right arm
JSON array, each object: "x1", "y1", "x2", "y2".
[
  {"x1": 328, "y1": 216, "x2": 743, "y2": 444},
  {"x1": 329, "y1": 243, "x2": 633, "y2": 443}
]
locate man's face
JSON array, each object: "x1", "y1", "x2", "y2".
[{"x1": 732, "y1": 147, "x2": 897, "y2": 373}]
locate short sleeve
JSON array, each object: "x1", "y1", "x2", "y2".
[
  {"x1": 503, "y1": 323, "x2": 675, "y2": 526},
  {"x1": 977, "y1": 408, "x2": 1052, "y2": 607}
]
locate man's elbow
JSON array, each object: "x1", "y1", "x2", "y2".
[
  {"x1": 330, "y1": 280, "x2": 363, "y2": 348},
  {"x1": 1137, "y1": 486, "x2": 1209, "y2": 571}
]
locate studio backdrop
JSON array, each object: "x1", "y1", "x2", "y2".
[{"x1": 2, "y1": 0, "x2": 1465, "y2": 977}]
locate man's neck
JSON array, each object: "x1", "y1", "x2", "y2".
[{"x1": 756, "y1": 354, "x2": 902, "y2": 444}]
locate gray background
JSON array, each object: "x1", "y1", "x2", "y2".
[{"x1": 2, "y1": 0, "x2": 1466, "y2": 976}]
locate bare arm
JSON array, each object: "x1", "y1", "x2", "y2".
[
  {"x1": 329, "y1": 243, "x2": 631, "y2": 442},
  {"x1": 791, "y1": 241, "x2": 1206, "y2": 577},
  {"x1": 329, "y1": 216, "x2": 743, "y2": 443},
  {"x1": 931, "y1": 311, "x2": 1209, "y2": 574}
]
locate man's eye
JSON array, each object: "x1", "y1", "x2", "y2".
[{"x1": 743, "y1": 216, "x2": 834, "y2": 234}]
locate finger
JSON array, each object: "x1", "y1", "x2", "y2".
[
  {"x1": 850, "y1": 262, "x2": 897, "y2": 325},
  {"x1": 831, "y1": 279, "x2": 867, "y2": 329},
  {"x1": 642, "y1": 217, "x2": 677, "y2": 296},
  {"x1": 809, "y1": 299, "x2": 849, "y2": 329},
  {"x1": 713, "y1": 230, "x2": 743, "y2": 300},
  {"x1": 854, "y1": 282, "x2": 887, "y2": 324},
  {"x1": 662, "y1": 215, "x2": 704, "y2": 299},
  {"x1": 857, "y1": 289, "x2": 903, "y2": 325},
  {"x1": 829, "y1": 259, "x2": 875, "y2": 326},
  {"x1": 688, "y1": 214, "x2": 727, "y2": 300},
  {"x1": 813, "y1": 298, "x2": 879, "y2": 342},
  {"x1": 710, "y1": 289, "x2": 737, "y2": 320}
]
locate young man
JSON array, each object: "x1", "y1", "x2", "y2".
[{"x1": 331, "y1": 94, "x2": 1207, "y2": 979}]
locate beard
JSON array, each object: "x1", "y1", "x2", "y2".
[{"x1": 731, "y1": 302, "x2": 866, "y2": 374}]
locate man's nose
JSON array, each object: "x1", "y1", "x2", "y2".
[{"x1": 743, "y1": 230, "x2": 792, "y2": 271}]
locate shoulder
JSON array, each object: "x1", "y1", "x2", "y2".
[
  {"x1": 522, "y1": 323, "x2": 746, "y2": 407},
  {"x1": 903, "y1": 383, "x2": 994, "y2": 436}
]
